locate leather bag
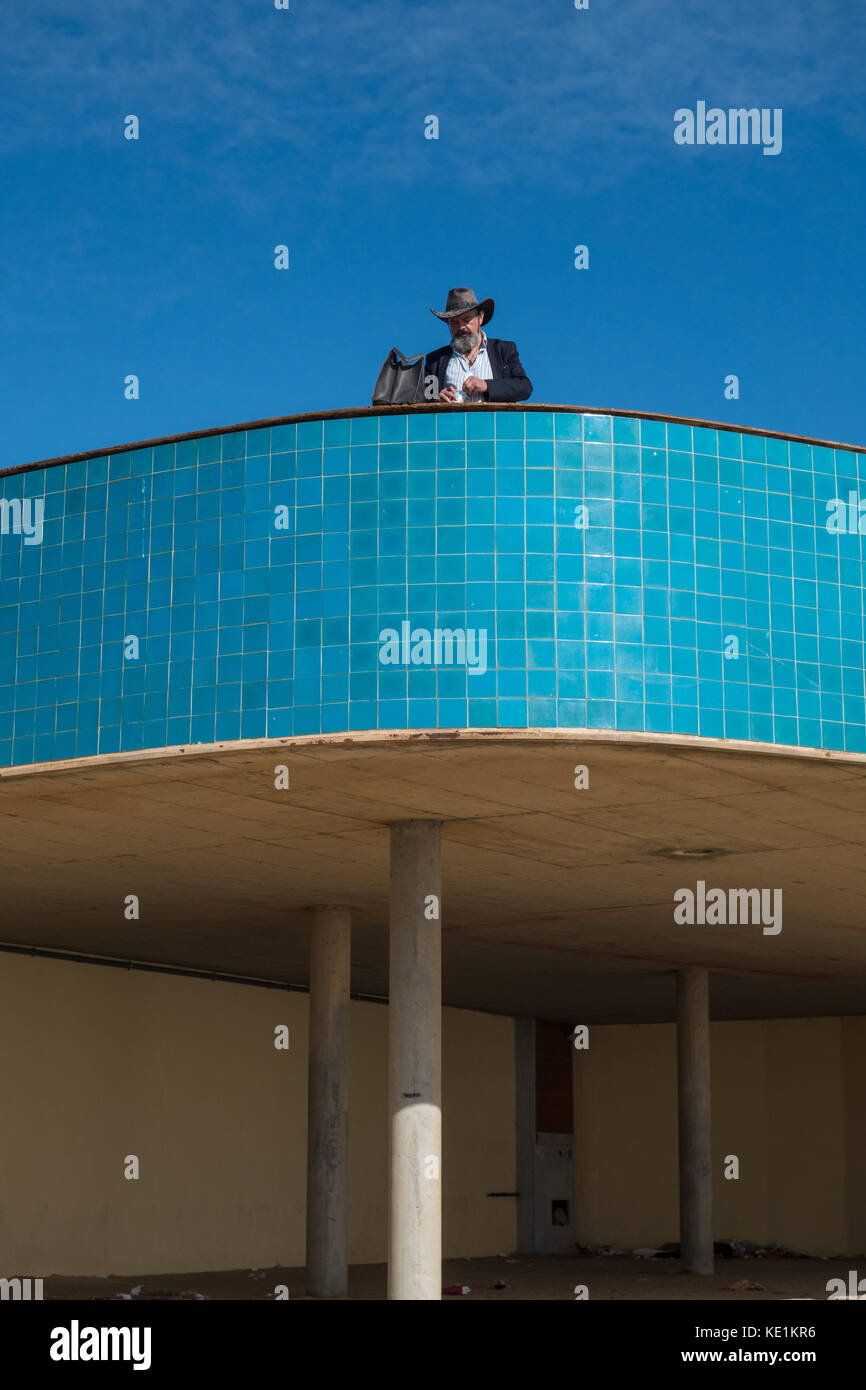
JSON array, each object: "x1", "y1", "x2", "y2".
[{"x1": 372, "y1": 347, "x2": 426, "y2": 405}]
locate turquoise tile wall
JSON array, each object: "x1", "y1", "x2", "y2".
[{"x1": 1, "y1": 409, "x2": 864, "y2": 766}]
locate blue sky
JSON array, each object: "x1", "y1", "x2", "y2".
[{"x1": 1, "y1": 0, "x2": 864, "y2": 468}]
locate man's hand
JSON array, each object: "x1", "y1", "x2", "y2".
[
  {"x1": 438, "y1": 384, "x2": 458, "y2": 402},
  {"x1": 463, "y1": 376, "x2": 488, "y2": 395}
]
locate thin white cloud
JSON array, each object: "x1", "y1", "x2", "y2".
[{"x1": 0, "y1": 0, "x2": 863, "y2": 199}]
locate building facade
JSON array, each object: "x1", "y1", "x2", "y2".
[
  {"x1": 3, "y1": 405, "x2": 864, "y2": 766},
  {"x1": 2, "y1": 403, "x2": 866, "y2": 1290}
]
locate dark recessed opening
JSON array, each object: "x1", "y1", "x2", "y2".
[{"x1": 552, "y1": 1199, "x2": 569, "y2": 1226}]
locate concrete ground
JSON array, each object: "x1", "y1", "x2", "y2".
[{"x1": 43, "y1": 1254, "x2": 856, "y2": 1300}]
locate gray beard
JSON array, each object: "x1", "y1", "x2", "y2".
[{"x1": 452, "y1": 329, "x2": 480, "y2": 355}]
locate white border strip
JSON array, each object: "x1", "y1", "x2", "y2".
[{"x1": 0, "y1": 725, "x2": 859, "y2": 780}]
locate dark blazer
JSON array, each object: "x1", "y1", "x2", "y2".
[{"x1": 425, "y1": 337, "x2": 532, "y2": 403}]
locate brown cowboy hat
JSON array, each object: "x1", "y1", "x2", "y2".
[{"x1": 430, "y1": 286, "x2": 495, "y2": 325}]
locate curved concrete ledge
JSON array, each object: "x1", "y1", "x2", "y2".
[
  {"x1": 3, "y1": 401, "x2": 863, "y2": 479},
  {"x1": 3, "y1": 729, "x2": 866, "y2": 1022},
  {"x1": 0, "y1": 724, "x2": 862, "y2": 781}
]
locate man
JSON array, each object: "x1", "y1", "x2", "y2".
[{"x1": 425, "y1": 287, "x2": 532, "y2": 403}]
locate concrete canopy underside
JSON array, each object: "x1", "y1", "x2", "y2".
[{"x1": 3, "y1": 730, "x2": 866, "y2": 1022}]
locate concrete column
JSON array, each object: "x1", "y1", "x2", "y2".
[
  {"x1": 388, "y1": 820, "x2": 442, "y2": 1301},
  {"x1": 306, "y1": 905, "x2": 351, "y2": 1298},
  {"x1": 677, "y1": 967, "x2": 713, "y2": 1275},
  {"x1": 514, "y1": 1016, "x2": 537, "y2": 1253}
]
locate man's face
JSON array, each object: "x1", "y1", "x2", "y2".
[{"x1": 450, "y1": 310, "x2": 483, "y2": 354}]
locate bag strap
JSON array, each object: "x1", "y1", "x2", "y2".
[{"x1": 390, "y1": 347, "x2": 425, "y2": 367}]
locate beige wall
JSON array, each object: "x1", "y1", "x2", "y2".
[
  {"x1": 0, "y1": 953, "x2": 515, "y2": 1276},
  {"x1": 573, "y1": 1017, "x2": 866, "y2": 1256},
  {"x1": 842, "y1": 1017, "x2": 866, "y2": 1257},
  {"x1": 6, "y1": 947, "x2": 863, "y2": 1276}
]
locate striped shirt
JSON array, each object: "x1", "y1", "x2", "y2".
[{"x1": 444, "y1": 330, "x2": 493, "y2": 401}]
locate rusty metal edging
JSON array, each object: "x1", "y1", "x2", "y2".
[{"x1": 2, "y1": 401, "x2": 864, "y2": 480}]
